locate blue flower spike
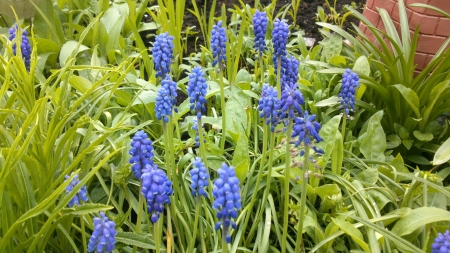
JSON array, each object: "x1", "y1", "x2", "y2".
[
  {"x1": 253, "y1": 11, "x2": 268, "y2": 55},
  {"x1": 190, "y1": 158, "x2": 210, "y2": 197},
  {"x1": 280, "y1": 55, "x2": 300, "y2": 91},
  {"x1": 211, "y1": 21, "x2": 227, "y2": 67},
  {"x1": 213, "y1": 163, "x2": 242, "y2": 243},
  {"x1": 279, "y1": 84, "x2": 304, "y2": 122},
  {"x1": 339, "y1": 68, "x2": 360, "y2": 114},
  {"x1": 155, "y1": 75, "x2": 177, "y2": 123},
  {"x1": 258, "y1": 84, "x2": 280, "y2": 131},
  {"x1": 152, "y1": 32, "x2": 174, "y2": 78},
  {"x1": 272, "y1": 19, "x2": 289, "y2": 67},
  {"x1": 188, "y1": 66, "x2": 208, "y2": 118},
  {"x1": 432, "y1": 230, "x2": 450, "y2": 253},
  {"x1": 292, "y1": 110, "x2": 323, "y2": 149},
  {"x1": 8, "y1": 25, "x2": 31, "y2": 71},
  {"x1": 64, "y1": 173, "x2": 88, "y2": 208},
  {"x1": 129, "y1": 130, "x2": 154, "y2": 179},
  {"x1": 141, "y1": 164, "x2": 173, "y2": 223},
  {"x1": 87, "y1": 212, "x2": 117, "y2": 253}
]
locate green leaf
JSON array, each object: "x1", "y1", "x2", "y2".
[
  {"x1": 386, "y1": 134, "x2": 401, "y2": 149},
  {"x1": 413, "y1": 131, "x2": 433, "y2": 142},
  {"x1": 315, "y1": 184, "x2": 341, "y2": 201},
  {"x1": 433, "y1": 137, "x2": 450, "y2": 165},
  {"x1": 235, "y1": 69, "x2": 252, "y2": 84},
  {"x1": 315, "y1": 96, "x2": 339, "y2": 107},
  {"x1": 392, "y1": 85, "x2": 420, "y2": 118},
  {"x1": 61, "y1": 204, "x2": 113, "y2": 216},
  {"x1": 353, "y1": 56, "x2": 371, "y2": 76},
  {"x1": 331, "y1": 218, "x2": 370, "y2": 252},
  {"x1": 355, "y1": 168, "x2": 379, "y2": 185},
  {"x1": 317, "y1": 115, "x2": 342, "y2": 168},
  {"x1": 232, "y1": 134, "x2": 249, "y2": 183},
  {"x1": 115, "y1": 232, "x2": 155, "y2": 249},
  {"x1": 328, "y1": 55, "x2": 346, "y2": 67},
  {"x1": 392, "y1": 207, "x2": 450, "y2": 236},
  {"x1": 59, "y1": 40, "x2": 89, "y2": 66},
  {"x1": 360, "y1": 111, "x2": 386, "y2": 162}
]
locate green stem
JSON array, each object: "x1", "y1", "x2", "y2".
[
  {"x1": 154, "y1": 218, "x2": 161, "y2": 253},
  {"x1": 243, "y1": 123, "x2": 268, "y2": 244},
  {"x1": 167, "y1": 208, "x2": 173, "y2": 253},
  {"x1": 342, "y1": 113, "x2": 347, "y2": 143},
  {"x1": 222, "y1": 223, "x2": 228, "y2": 253},
  {"x1": 80, "y1": 215, "x2": 87, "y2": 253},
  {"x1": 198, "y1": 117, "x2": 208, "y2": 168},
  {"x1": 133, "y1": 183, "x2": 144, "y2": 253},
  {"x1": 260, "y1": 54, "x2": 264, "y2": 84},
  {"x1": 219, "y1": 64, "x2": 226, "y2": 153},
  {"x1": 422, "y1": 175, "x2": 427, "y2": 249},
  {"x1": 281, "y1": 120, "x2": 294, "y2": 253},
  {"x1": 188, "y1": 196, "x2": 202, "y2": 253},
  {"x1": 295, "y1": 145, "x2": 310, "y2": 253}
]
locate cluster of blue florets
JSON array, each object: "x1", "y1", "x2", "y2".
[
  {"x1": 253, "y1": 11, "x2": 268, "y2": 55},
  {"x1": 279, "y1": 84, "x2": 304, "y2": 122},
  {"x1": 87, "y1": 212, "x2": 117, "y2": 253},
  {"x1": 141, "y1": 164, "x2": 174, "y2": 223},
  {"x1": 155, "y1": 75, "x2": 178, "y2": 122},
  {"x1": 152, "y1": 32, "x2": 174, "y2": 78},
  {"x1": 212, "y1": 163, "x2": 242, "y2": 243},
  {"x1": 272, "y1": 19, "x2": 289, "y2": 67},
  {"x1": 432, "y1": 230, "x2": 450, "y2": 253},
  {"x1": 258, "y1": 84, "x2": 280, "y2": 131},
  {"x1": 292, "y1": 110, "x2": 323, "y2": 150},
  {"x1": 280, "y1": 55, "x2": 300, "y2": 90},
  {"x1": 190, "y1": 158, "x2": 209, "y2": 197},
  {"x1": 211, "y1": 21, "x2": 227, "y2": 67},
  {"x1": 64, "y1": 173, "x2": 89, "y2": 207},
  {"x1": 8, "y1": 25, "x2": 31, "y2": 71},
  {"x1": 129, "y1": 130, "x2": 154, "y2": 179},
  {"x1": 188, "y1": 66, "x2": 208, "y2": 118},
  {"x1": 339, "y1": 68, "x2": 360, "y2": 114}
]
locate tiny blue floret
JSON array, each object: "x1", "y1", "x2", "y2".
[
  {"x1": 432, "y1": 230, "x2": 450, "y2": 253},
  {"x1": 64, "y1": 173, "x2": 88, "y2": 207},
  {"x1": 87, "y1": 212, "x2": 117, "y2": 253}
]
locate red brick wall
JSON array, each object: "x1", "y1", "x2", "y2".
[{"x1": 360, "y1": 0, "x2": 450, "y2": 71}]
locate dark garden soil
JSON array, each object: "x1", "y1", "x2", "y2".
[{"x1": 182, "y1": 0, "x2": 366, "y2": 54}]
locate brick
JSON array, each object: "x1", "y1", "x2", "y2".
[
  {"x1": 414, "y1": 52, "x2": 427, "y2": 70},
  {"x1": 409, "y1": 11, "x2": 423, "y2": 31},
  {"x1": 415, "y1": 15, "x2": 439, "y2": 35},
  {"x1": 426, "y1": 0, "x2": 450, "y2": 16},
  {"x1": 416, "y1": 34, "x2": 447, "y2": 54},
  {"x1": 366, "y1": 0, "x2": 375, "y2": 9},
  {"x1": 436, "y1": 17, "x2": 450, "y2": 36},
  {"x1": 363, "y1": 7, "x2": 381, "y2": 27},
  {"x1": 425, "y1": 54, "x2": 434, "y2": 66},
  {"x1": 373, "y1": 0, "x2": 396, "y2": 13}
]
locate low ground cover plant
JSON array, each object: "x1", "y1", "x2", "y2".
[{"x1": 1, "y1": 0, "x2": 450, "y2": 252}]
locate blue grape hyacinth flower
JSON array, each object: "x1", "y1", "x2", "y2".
[
  {"x1": 339, "y1": 68, "x2": 360, "y2": 114},
  {"x1": 141, "y1": 164, "x2": 173, "y2": 223},
  {"x1": 211, "y1": 21, "x2": 227, "y2": 67},
  {"x1": 432, "y1": 230, "x2": 450, "y2": 253},
  {"x1": 188, "y1": 66, "x2": 208, "y2": 118},
  {"x1": 292, "y1": 110, "x2": 323, "y2": 149},
  {"x1": 280, "y1": 55, "x2": 299, "y2": 91},
  {"x1": 279, "y1": 84, "x2": 304, "y2": 122},
  {"x1": 190, "y1": 158, "x2": 210, "y2": 197},
  {"x1": 129, "y1": 130, "x2": 154, "y2": 179},
  {"x1": 213, "y1": 163, "x2": 242, "y2": 243},
  {"x1": 258, "y1": 84, "x2": 280, "y2": 131},
  {"x1": 87, "y1": 212, "x2": 117, "y2": 253},
  {"x1": 155, "y1": 75, "x2": 177, "y2": 122},
  {"x1": 8, "y1": 25, "x2": 31, "y2": 71},
  {"x1": 272, "y1": 19, "x2": 289, "y2": 68},
  {"x1": 152, "y1": 32, "x2": 174, "y2": 78},
  {"x1": 253, "y1": 11, "x2": 268, "y2": 55},
  {"x1": 64, "y1": 173, "x2": 88, "y2": 207}
]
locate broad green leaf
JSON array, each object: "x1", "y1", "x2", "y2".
[
  {"x1": 315, "y1": 184, "x2": 341, "y2": 201},
  {"x1": 360, "y1": 111, "x2": 386, "y2": 162},
  {"x1": 328, "y1": 55, "x2": 346, "y2": 67},
  {"x1": 315, "y1": 96, "x2": 339, "y2": 107},
  {"x1": 225, "y1": 85, "x2": 250, "y2": 137},
  {"x1": 413, "y1": 131, "x2": 433, "y2": 142},
  {"x1": 232, "y1": 134, "x2": 249, "y2": 183},
  {"x1": 59, "y1": 40, "x2": 89, "y2": 66},
  {"x1": 355, "y1": 168, "x2": 379, "y2": 185},
  {"x1": 331, "y1": 218, "x2": 370, "y2": 252},
  {"x1": 392, "y1": 207, "x2": 450, "y2": 236},
  {"x1": 331, "y1": 131, "x2": 343, "y2": 176},
  {"x1": 386, "y1": 134, "x2": 401, "y2": 149},
  {"x1": 392, "y1": 84, "x2": 420, "y2": 118},
  {"x1": 368, "y1": 189, "x2": 391, "y2": 210},
  {"x1": 353, "y1": 56, "x2": 371, "y2": 76},
  {"x1": 317, "y1": 115, "x2": 342, "y2": 168},
  {"x1": 115, "y1": 232, "x2": 155, "y2": 249},
  {"x1": 320, "y1": 33, "x2": 342, "y2": 61},
  {"x1": 235, "y1": 69, "x2": 252, "y2": 84},
  {"x1": 433, "y1": 136, "x2": 450, "y2": 165}
]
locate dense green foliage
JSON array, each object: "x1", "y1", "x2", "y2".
[{"x1": 1, "y1": 0, "x2": 450, "y2": 252}]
